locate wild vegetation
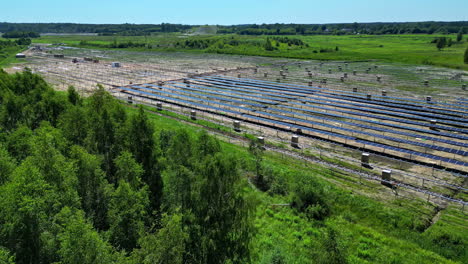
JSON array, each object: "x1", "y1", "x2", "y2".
[
  {"x1": 34, "y1": 33, "x2": 468, "y2": 69},
  {"x1": 0, "y1": 39, "x2": 30, "y2": 67},
  {"x1": 0, "y1": 70, "x2": 466, "y2": 263},
  {"x1": 1, "y1": 31, "x2": 40, "y2": 39}
]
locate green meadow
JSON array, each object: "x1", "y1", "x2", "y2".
[{"x1": 33, "y1": 34, "x2": 468, "y2": 70}]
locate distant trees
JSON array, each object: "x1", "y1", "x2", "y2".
[
  {"x1": 447, "y1": 38, "x2": 453, "y2": 47},
  {"x1": 457, "y1": 28, "x2": 464, "y2": 42},
  {"x1": 264, "y1": 38, "x2": 275, "y2": 51},
  {"x1": 2, "y1": 31, "x2": 39, "y2": 38},
  {"x1": 464, "y1": 47, "x2": 468, "y2": 64},
  {"x1": 218, "y1": 21, "x2": 468, "y2": 36},
  {"x1": 436, "y1": 37, "x2": 447, "y2": 50}
]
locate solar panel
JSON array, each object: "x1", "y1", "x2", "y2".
[
  {"x1": 211, "y1": 76, "x2": 468, "y2": 119},
  {"x1": 215, "y1": 75, "x2": 468, "y2": 112},
  {"x1": 252, "y1": 108, "x2": 467, "y2": 156}
]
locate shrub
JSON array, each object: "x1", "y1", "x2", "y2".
[
  {"x1": 291, "y1": 174, "x2": 330, "y2": 220},
  {"x1": 464, "y1": 47, "x2": 468, "y2": 64}
]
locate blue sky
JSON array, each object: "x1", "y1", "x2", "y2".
[{"x1": 2, "y1": 0, "x2": 467, "y2": 25}]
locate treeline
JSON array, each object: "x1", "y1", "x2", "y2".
[
  {"x1": 2, "y1": 22, "x2": 467, "y2": 36},
  {"x1": 0, "y1": 70, "x2": 255, "y2": 263},
  {"x1": 0, "y1": 39, "x2": 32, "y2": 48},
  {"x1": 217, "y1": 21, "x2": 468, "y2": 35},
  {"x1": 1, "y1": 31, "x2": 40, "y2": 38},
  {"x1": 0, "y1": 23, "x2": 193, "y2": 36}
]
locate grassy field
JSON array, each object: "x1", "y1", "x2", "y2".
[
  {"x1": 33, "y1": 34, "x2": 468, "y2": 70},
  {"x1": 0, "y1": 44, "x2": 25, "y2": 67}
]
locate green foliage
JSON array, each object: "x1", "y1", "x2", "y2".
[
  {"x1": 114, "y1": 151, "x2": 144, "y2": 188},
  {"x1": 248, "y1": 138, "x2": 267, "y2": 190},
  {"x1": 456, "y1": 28, "x2": 463, "y2": 42},
  {"x1": 135, "y1": 211, "x2": 188, "y2": 264},
  {"x1": 56, "y1": 207, "x2": 116, "y2": 264},
  {"x1": 319, "y1": 227, "x2": 348, "y2": 264},
  {"x1": 69, "y1": 145, "x2": 112, "y2": 230},
  {"x1": 5, "y1": 125, "x2": 33, "y2": 161},
  {"x1": 58, "y1": 105, "x2": 88, "y2": 145},
  {"x1": 264, "y1": 38, "x2": 275, "y2": 51},
  {"x1": 126, "y1": 106, "x2": 162, "y2": 210},
  {"x1": 465, "y1": 46, "x2": 468, "y2": 64},
  {"x1": 0, "y1": 146, "x2": 15, "y2": 185},
  {"x1": 108, "y1": 180, "x2": 149, "y2": 251},
  {"x1": 2, "y1": 31, "x2": 39, "y2": 38},
  {"x1": 0, "y1": 247, "x2": 15, "y2": 264},
  {"x1": 0, "y1": 159, "x2": 54, "y2": 263},
  {"x1": 291, "y1": 173, "x2": 330, "y2": 220},
  {"x1": 189, "y1": 153, "x2": 256, "y2": 264},
  {"x1": 436, "y1": 37, "x2": 447, "y2": 50},
  {"x1": 162, "y1": 165, "x2": 196, "y2": 212},
  {"x1": 67, "y1": 86, "x2": 81, "y2": 105}
]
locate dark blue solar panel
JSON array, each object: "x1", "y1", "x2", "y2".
[
  {"x1": 119, "y1": 87, "x2": 243, "y2": 115},
  {"x1": 195, "y1": 77, "x2": 468, "y2": 135},
  {"x1": 208, "y1": 76, "x2": 468, "y2": 121},
  {"x1": 167, "y1": 82, "x2": 289, "y2": 103},
  {"x1": 252, "y1": 108, "x2": 467, "y2": 156},
  {"x1": 280, "y1": 103, "x2": 468, "y2": 147},
  {"x1": 286, "y1": 101, "x2": 468, "y2": 142},
  {"x1": 142, "y1": 84, "x2": 268, "y2": 108},
  {"x1": 242, "y1": 113, "x2": 467, "y2": 167},
  {"x1": 215, "y1": 76, "x2": 468, "y2": 113}
]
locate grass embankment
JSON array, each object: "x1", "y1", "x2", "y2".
[
  {"x1": 124, "y1": 104, "x2": 467, "y2": 264},
  {"x1": 34, "y1": 34, "x2": 468, "y2": 70},
  {"x1": 0, "y1": 45, "x2": 25, "y2": 68}
]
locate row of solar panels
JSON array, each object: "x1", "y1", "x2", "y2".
[
  {"x1": 130, "y1": 85, "x2": 253, "y2": 112},
  {"x1": 252, "y1": 109, "x2": 468, "y2": 157},
  {"x1": 145, "y1": 84, "x2": 266, "y2": 108},
  {"x1": 217, "y1": 75, "x2": 468, "y2": 112},
  {"x1": 131, "y1": 84, "x2": 468, "y2": 157},
  {"x1": 119, "y1": 86, "x2": 468, "y2": 167},
  {"x1": 164, "y1": 83, "x2": 287, "y2": 103},
  {"x1": 199, "y1": 77, "x2": 468, "y2": 128},
  {"x1": 280, "y1": 104, "x2": 468, "y2": 147},
  {"x1": 183, "y1": 78, "x2": 468, "y2": 136},
  {"x1": 208, "y1": 76, "x2": 468, "y2": 122},
  {"x1": 242, "y1": 114, "x2": 468, "y2": 167},
  {"x1": 119, "y1": 87, "x2": 243, "y2": 117},
  {"x1": 291, "y1": 98, "x2": 468, "y2": 136},
  {"x1": 169, "y1": 80, "x2": 468, "y2": 146},
  {"x1": 190, "y1": 78, "x2": 303, "y2": 100},
  {"x1": 211, "y1": 76, "x2": 468, "y2": 118}
]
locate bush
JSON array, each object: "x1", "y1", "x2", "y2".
[
  {"x1": 464, "y1": 47, "x2": 468, "y2": 64},
  {"x1": 291, "y1": 174, "x2": 330, "y2": 220}
]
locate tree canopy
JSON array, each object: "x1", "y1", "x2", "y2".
[{"x1": 0, "y1": 70, "x2": 256, "y2": 263}]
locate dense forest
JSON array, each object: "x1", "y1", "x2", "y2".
[
  {"x1": 0, "y1": 69, "x2": 255, "y2": 263},
  {"x1": 1, "y1": 31, "x2": 40, "y2": 39},
  {"x1": 0, "y1": 21, "x2": 467, "y2": 36},
  {"x1": 0, "y1": 23, "x2": 193, "y2": 36},
  {"x1": 217, "y1": 21, "x2": 468, "y2": 35}
]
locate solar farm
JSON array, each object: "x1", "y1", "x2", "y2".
[
  {"x1": 113, "y1": 66, "x2": 468, "y2": 207},
  {"x1": 10, "y1": 47, "x2": 468, "y2": 207}
]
